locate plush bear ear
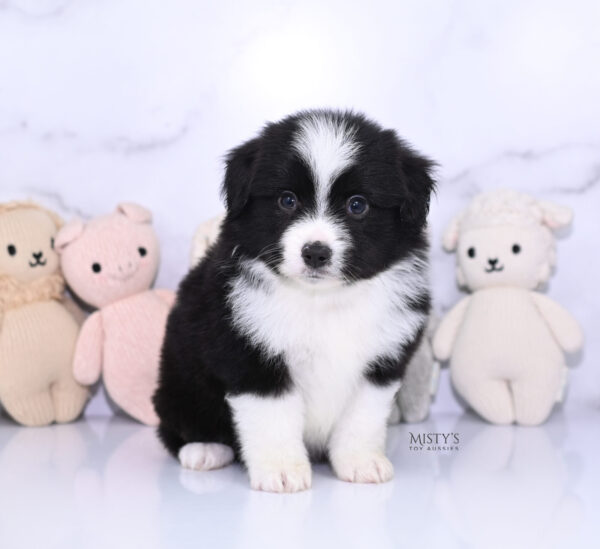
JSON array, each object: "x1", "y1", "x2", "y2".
[
  {"x1": 117, "y1": 202, "x2": 153, "y2": 224},
  {"x1": 442, "y1": 213, "x2": 462, "y2": 252},
  {"x1": 538, "y1": 200, "x2": 573, "y2": 230},
  {"x1": 55, "y1": 218, "x2": 85, "y2": 253},
  {"x1": 221, "y1": 137, "x2": 262, "y2": 219}
]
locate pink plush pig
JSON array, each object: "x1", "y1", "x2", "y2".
[{"x1": 55, "y1": 203, "x2": 175, "y2": 425}]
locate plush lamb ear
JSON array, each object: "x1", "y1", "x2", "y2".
[
  {"x1": 54, "y1": 218, "x2": 85, "y2": 253},
  {"x1": 117, "y1": 202, "x2": 153, "y2": 224},
  {"x1": 538, "y1": 200, "x2": 573, "y2": 230},
  {"x1": 221, "y1": 137, "x2": 261, "y2": 218},
  {"x1": 442, "y1": 213, "x2": 462, "y2": 252}
]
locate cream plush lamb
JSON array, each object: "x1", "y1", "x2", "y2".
[{"x1": 433, "y1": 189, "x2": 583, "y2": 425}]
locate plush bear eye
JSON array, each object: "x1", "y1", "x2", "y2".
[
  {"x1": 7, "y1": 244, "x2": 17, "y2": 256},
  {"x1": 467, "y1": 247, "x2": 476, "y2": 258},
  {"x1": 512, "y1": 243, "x2": 521, "y2": 254},
  {"x1": 50, "y1": 237, "x2": 55, "y2": 250},
  {"x1": 92, "y1": 263, "x2": 102, "y2": 273},
  {"x1": 138, "y1": 247, "x2": 147, "y2": 257}
]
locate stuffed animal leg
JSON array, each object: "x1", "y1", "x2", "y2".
[{"x1": 390, "y1": 316, "x2": 439, "y2": 423}]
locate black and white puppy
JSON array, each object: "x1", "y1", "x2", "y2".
[{"x1": 153, "y1": 109, "x2": 435, "y2": 492}]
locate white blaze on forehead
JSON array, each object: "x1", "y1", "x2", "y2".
[{"x1": 292, "y1": 114, "x2": 360, "y2": 210}]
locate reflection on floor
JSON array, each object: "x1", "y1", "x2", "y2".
[{"x1": 0, "y1": 407, "x2": 598, "y2": 549}]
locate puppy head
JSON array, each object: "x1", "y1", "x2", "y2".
[{"x1": 222, "y1": 110, "x2": 435, "y2": 288}]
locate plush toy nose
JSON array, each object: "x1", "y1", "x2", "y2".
[
  {"x1": 32, "y1": 251, "x2": 44, "y2": 260},
  {"x1": 488, "y1": 258, "x2": 499, "y2": 267},
  {"x1": 116, "y1": 259, "x2": 138, "y2": 278}
]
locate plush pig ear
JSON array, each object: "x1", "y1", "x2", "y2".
[
  {"x1": 117, "y1": 202, "x2": 152, "y2": 224},
  {"x1": 538, "y1": 200, "x2": 573, "y2": 230},
  {"x1": 442, "y1": 213, "x2": 462, "y2": 252},
  {"x1": 55, "y1": 218, "x2": 85, "y2": 253}
]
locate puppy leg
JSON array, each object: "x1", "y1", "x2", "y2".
[
  {"x1": 228, "y1": 391, "x2": 311, "y2": 493},
  {"x1": 329, "y1": 382, "x2": 399, "y2": 484},
  {"x1": 178, "y1": 443, "x2": 235, "y2": 471}
]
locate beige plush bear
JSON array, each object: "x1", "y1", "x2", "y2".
[
  {"x1": 0, "y1": 201, "x2": 88, "y2": 426},
  {"x1": 433, "y1": 189, "x2": 583, "y2": 425}
]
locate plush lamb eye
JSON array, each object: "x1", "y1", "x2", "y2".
[
  {"x1": 138, "y1": 247, "x2": 147, "y2": 257},
  {"x1": 92, "y1": 263, "x2": 102, "y2": 273},
  {"x1": 278, "y1": 191, "x2": 298, "y2": 211},
  {"x1": 7, "y1": 244, "x2": 17, "y2": 256},
  {"x1": 346, "y1": 195, "x2": 369, "y2": 217},
  {"x1": 512, "y1": 243, "x2": 521, "y2": 254},
  {"x1": 467, "y1": 247, "x2": 476, "y2": 258}
]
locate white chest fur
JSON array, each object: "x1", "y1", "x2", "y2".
[{"x1": 227, "y1": 258, "x2": 427, "y2": 449}]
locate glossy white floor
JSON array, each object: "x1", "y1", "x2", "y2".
[{"x1": 1, "y1": 406, "x2": 598, "y2": 549}]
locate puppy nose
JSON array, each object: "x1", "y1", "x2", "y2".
[
  {"x1": 32, "y1": 251, "x2": 43, "y2": 260},
  {"x1": 302, "y1": 242, "x2": 332, "y2": 269},
  {"x1": 488, "y1": 258, "x2": 498, "y2": 266}
]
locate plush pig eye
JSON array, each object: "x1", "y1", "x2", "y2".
[
  {"x1": 7, "y1": 244, "x2": 17, "y2": 256},
  {"x1": 92, "y1": 263, "x2": 102, "y2": 273},
  {"x1": 138, "y1": 247, "x2": 147, "y2": 257}
]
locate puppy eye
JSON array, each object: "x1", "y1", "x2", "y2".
[
  {"x1": 92, "y1": 263, "x2": 102, "y2": 273},
  {"x1": 512, "y1": 243, "x2": 521, "y2": 254},
  {"x1": 278, "y1": 191, "x2": 298, "y2": 212},
  {"x1": 7, "y1": 244, "x2": 17, "y2": 256},
  {"x1": 467, "y1": 247, "x2": 476, "y2": 258},
  {"x1": 138, "y1": 247, "x2": 147, "y2": 257},
  {"x1": 346, "y1": 195, "x2": 369, "y2": 217}
]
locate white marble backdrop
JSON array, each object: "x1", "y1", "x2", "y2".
[{"x1": 1, "y1": 0, "x2": 598, "y2": 416}]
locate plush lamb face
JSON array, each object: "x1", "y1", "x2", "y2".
[
  {"x1": 55, "y1": 203, "x2": 160, "y2": 308},
  {"x1": 443, "y1": 190, "x2": 573, "y2": 291},
  {"x1": 0, "y1": 204, "x2": 62, "y2": 283}
]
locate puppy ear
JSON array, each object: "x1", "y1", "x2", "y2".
[
  {"x1": 221, "y1": 137, "x2": 261, "y2": 218},
  {"x1": 396, "y1": 140, "x2": 437, "y2": 226},
  {"x1": 442, "y1": 213, "x2": 462, "y2": 252},
  {"x1": 538, "y1": 200, "x2": 573, "y2": 230},
  {"x1": 117, "y1": 202, "x2": 153, "y2": 224},
  {"x1": 55, "y1": 218, "x2": 85, "y2": 253}
]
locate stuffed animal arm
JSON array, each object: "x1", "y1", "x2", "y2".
[
  {"x1": 432, "y1": 297, "x2": 471, "y2": 362},
  {"x1": 190, "y1": 213, "x2": 224, "y2": 267},
  {"x1": 73, "y1": 311, "x2": 104, "y2": 386},
  {"x1": 531, "y1": 292, "x2": 584, "y2": 353},
  {"x1": 154, "y1": 288, "x2": 176, "y2": 307}
]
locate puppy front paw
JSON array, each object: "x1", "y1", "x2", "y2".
[
  {"x1": 178, "y1": 443, "x2": 234, "y2": 471},
  {"x1": 332, "y1": 452, "x2": 394, "y2": 484},
  {"x1": 249, "y1": 460, "x2": 312, "y2": 493}
]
